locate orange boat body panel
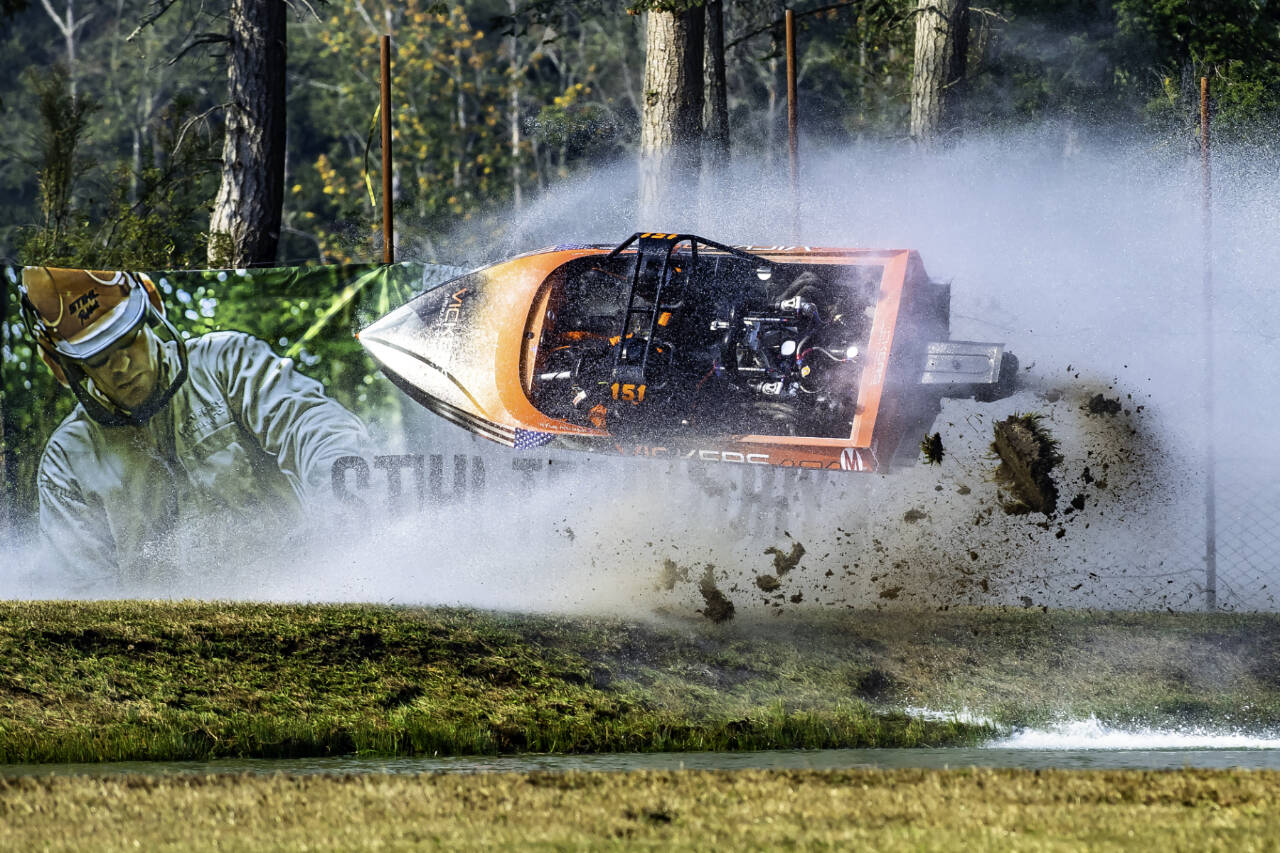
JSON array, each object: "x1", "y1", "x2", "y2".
[{"x1": 360, "y1": 242, "x2": 935, "y2": 472}]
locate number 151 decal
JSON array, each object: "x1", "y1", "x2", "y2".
[{"x1": 611, "y1": 382, "x2": 646, "y2": 404}]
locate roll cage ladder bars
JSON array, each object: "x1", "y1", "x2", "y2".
[{"x1": 604, "y1": 233, "x2": 773, "y2": 394}]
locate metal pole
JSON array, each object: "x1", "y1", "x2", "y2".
[
  {"x1": 380, "y1": 35, "x2": 395, "y2": 265},
  {"x1": 1201, "y1": 76, "x2": 1216, "y2": 611},
  {"x1": 785, "y1": 8, "x2": 799, "y2": 242}
]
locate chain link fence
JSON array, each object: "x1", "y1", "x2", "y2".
[
  {"x1": 5, "y1": 260, "x2": 1276, "y2": 612},
  {"x1": 1214, "y1": 457, "x2": 1280, "y2": 612},
  {"x1": 550, "y1": 445, "x2": 1280, "y2": 615}
]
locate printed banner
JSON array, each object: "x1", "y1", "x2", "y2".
[{"x1": 0, "y1": 262, "x2": 537, "y2": 586}]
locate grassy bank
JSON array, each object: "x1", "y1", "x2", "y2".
[
  {"x1": 2, "y1": 602, "x2": 1278, "y2": 763},
  {"x1": 3, "y1": 768, "x2": 1279, "y2": 851},
  {"x1": 0, "y1": 602, "x2": 985, "y2": 764}
]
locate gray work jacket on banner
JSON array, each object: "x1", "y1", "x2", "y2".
[{"x1": 36, "y1": 331, "x2": 368, "y2": 591}]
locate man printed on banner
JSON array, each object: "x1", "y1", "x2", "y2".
[{"x1": 19, "y1": 266, "x2": 369, "y2": 591}]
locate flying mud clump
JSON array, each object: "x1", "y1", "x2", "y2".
[
  {"x1": 757, "y1": 540, "x2": 805, "y2": 592},
  {"x1": 654, "y1": 558, "x2": 737, "y2": 622},
  {"x1": 765, "y1": 540, "x2": 806, "y2": 574},
  {"x1": 920, "y1": 432, "x2": 945, "y2": 465},
  {"x1": 656, "y1": 558, "x2": 690, "y2": 591},
  {"x1": 991, "y1": 413, "x2": 1063, "y2": 515},
  {"x1": 655, "y1": 539, "x2": 815, "y2": 621},
  {"x1": 1085, "y1": 393, "x2": 1123, "y2": 416},
  {"x1": 697, "y1": 567, "x2": 735, "y2": 623}
]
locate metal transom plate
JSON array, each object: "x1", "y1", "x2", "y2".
[{"x1": 920, "y1": 341, "x2": 1004, "y2": 385}]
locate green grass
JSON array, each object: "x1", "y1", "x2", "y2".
[
  {"x1": 2, "y1": 601, "x2": 1278, "y2": 764},
  {"x1": 0, "y1": 602, "x2": 987, "y2": 764},
  {"x1": 3, "y1": 768, "x2": 1279, "y2": 851}
]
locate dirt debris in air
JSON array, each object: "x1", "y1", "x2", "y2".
[
  {"x1": 658, "y1": 538, "x2": 818, "y2": 621},
  {"x1": 649, "y1": 374, "x2": 1160, "y2": 613},
  {"x1": 1085, "y1": 393, "x2": 1123, "y2": 416},
  {"x1": 763, "y1": 540, "x2": 805, "y2": 576},
  {"x1": 991, "y1": 413, "x2": 1063, "y2": 515},
  {"x1": 755, "y1": 574, "x2": 781, "y2": 592},
  {"x1": 656, "y1": 558, "x2": 689, "y2": 591},
  {"x1": 697, "y1": 567, "x2": 736, "y2": 623},
  {"x1": 920, "y1": 432, "x2": 945, "y2": 465}
]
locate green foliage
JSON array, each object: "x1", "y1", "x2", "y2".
[
  {"x1": 963, "y1": 0, "x2": 1280, "y2": 139},
  {"x1": 12, "y1": 53, "x2": 220, "y2": 270},
  {"x1": 2, "y1": 267, "x2": 75, "y2": 523},
  {"x1": 295, "y1": 2, "x2": 519, "y2": 261},
  {"x1": 1210, "y1": 61, "x2": 1280, "y2": 145},
  {"x1": 836, "y1": 2, "x2": 915, "y2": 138},
  {"x1": 1112, "y1": 0, "x2": 1280, "y2": 70},
  {"x1": 2, "y1": 0, "x2": 1279, "y2": 270},
  {"x1": 22, "y1": 64, "x2": 98, "y2": 263},
  {"x1": 531, "y1": 84, "x2": 617, "y2": 155}
]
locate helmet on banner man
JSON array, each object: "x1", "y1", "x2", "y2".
[{"x1": 19, "y1": 267, "x2": 189, "y2": 426}]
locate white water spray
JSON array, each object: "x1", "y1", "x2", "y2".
[
  {"x1": 3, "y1": 129, "x2": 1279, "y2": 614},
  {"x1": 991, "y1": 716, "x2": 1280, "y2": 751}
]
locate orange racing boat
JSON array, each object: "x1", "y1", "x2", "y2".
[{"x1": 359, "y1": 233, "x2": 1014, "y2": 472}]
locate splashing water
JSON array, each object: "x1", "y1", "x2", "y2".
[
  {"x1": 991, "y1": 716, "x2": 1280, "y2": 750},
  {"x1": 4, "y1": 128, "x2": 1280, "y2": 613}
]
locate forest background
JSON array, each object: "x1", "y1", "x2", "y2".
[{"x1": 2, "y1": 0, "x2": 1279, "y2": 524}]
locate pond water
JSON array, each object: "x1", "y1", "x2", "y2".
[
  {"x1": 6, "y1": 749, "x2": 1280, "y2": 777},
  {"x1": 6, "y1": 720, "x2": 1279, "y2": 777}
]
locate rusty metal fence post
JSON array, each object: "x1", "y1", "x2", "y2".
[
  {"x1": 381, "y1": 35, "x2": 395, "y2": 265},
  {"x1": 785, "y1": 8, "x2": 799, "y2": 242},
  {"x1": 1201, "y1": 76, "x2": 1216, "y2": 611}
]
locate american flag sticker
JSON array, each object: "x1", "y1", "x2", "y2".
[{"x1": 514, "y1": 428, "x2": 556, "y2": 450}]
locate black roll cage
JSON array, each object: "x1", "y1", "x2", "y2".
[{"x1": 604, "y1": 233, "x2": 776, "y2": 389}]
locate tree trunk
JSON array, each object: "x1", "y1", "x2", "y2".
[
  {"x1": 909, "y1": 0, "x2": 969, "y2": 145},
  {"x1": 508, "y1": 0, "x2": 522, "y2": 213},
  {"x1": 207, "y1": 0, "x2": 286, "y2": 267},
  {"x1": 703, "y1": 0, "x2": 728, "y2": 171},
  {"x1": 39, "y1": 0, "x2": 88, "y2": 97},
  {"x1": 766, "y1": 28, "x2": 781, "y2": 168},
  {"x1": 639, "y1": 7, "x2": 704, "y2": 225},
  {"x1": 453, "y1": 44, "x2": 465, "y2": 192}
]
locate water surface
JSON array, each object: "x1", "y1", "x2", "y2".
[
  {"x1": 5, "y1": 746, "x2": 1280, "y2": 778},
  {"x1": 9, "y1": 720, "x2": 1280, "y2": 777}
]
